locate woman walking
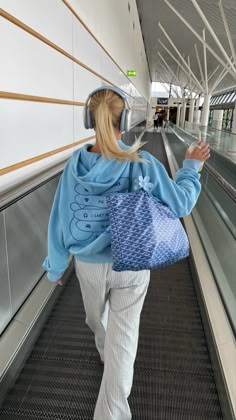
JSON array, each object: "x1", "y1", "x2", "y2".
[{"x1": 43, "y1": 85, "x2": 210, "y2": 420}]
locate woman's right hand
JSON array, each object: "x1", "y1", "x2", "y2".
[{"x1": 185, "y1": 140, "x2": 210, "y2": 162}]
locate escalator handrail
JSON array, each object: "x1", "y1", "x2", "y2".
[
  {"x1": 168, "y1": 124, "x2": 236, "y2": 203},
  {"x1": 186, "y1": 122, "x2": 236, "y2": 136},
  {"x1": 170, "y1": 121, "x2": 236, "y2": 166},
  {"x1": 0, "y1": 171, "x2": 62, "y2": 212},
  {"x1": 204, "y1": 162, "x2": 236, "y2": 203}
]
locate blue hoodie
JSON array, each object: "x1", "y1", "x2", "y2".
[{"x1": 43, "y1": 140, "x2": 201, "y2": 281}]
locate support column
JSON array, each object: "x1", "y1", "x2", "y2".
[
  {"x1": 228, "y1": 106, "x2": 236, "y2": 154},
  {"x1": 166, "y1": 108, "x2": 170, "y2": 121},
  {"x1": 194, "y1": 96, "x2": 201, "y2": 124},
  {"x1": 212, "y1": 109, "x2": 223, "y2": 130},
  {"x1": 147, "y1": 102, "x2": 154, "y2": 126},
  {"x1": 231, "y1": 106, "x2": 236, "y2": 134},
  {"x1": 180, "y1": 100, "x2": 186, "y2": 127},
  {"x1": 176, "y1": 105, "x2": 181, "y2": 127},
  {"x1": 188, "y1": 98, "x2": 195, "y2": 124},
  {"x1": 201, "y1": 93, "x2": 211, "y2": 127}
]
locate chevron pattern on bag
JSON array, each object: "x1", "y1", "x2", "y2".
[{"x1": 107, "y1": 191, "x2": 189, "y2": 272}]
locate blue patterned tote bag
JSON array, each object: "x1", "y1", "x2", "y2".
[{"x1": 106, "y1": 176, "x2": 189, "y2": 272}]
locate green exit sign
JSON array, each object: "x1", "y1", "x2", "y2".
[{"x1": 127, "y1": 70, "x2": 137, "y2": 76}]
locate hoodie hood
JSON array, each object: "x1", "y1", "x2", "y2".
[{"x1": 70, "y1": 140, "x2": 131, "y2": 194}]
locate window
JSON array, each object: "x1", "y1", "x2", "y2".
[
  {"x1": 221, "y1": 94, "x2": 227, "y2": 103},
  {"x1": 219, "y1": 94, "x2": 225, "y2": 104},
  {"x1": 222, "y1": 109, "x2": 227, "y2": 129},
  {"x1": 210, "y1": 96, "x2": 215, "y2": 105},
  {"x1": 222, "y1": 108, "x2": 234, "y2": 131},
  {"x1": 210, "y1": 90, "x2": 236, "y2": 107},
  {"x1": 208, "y1": 110, "x2": 213, "y2": 127},
  {"x1": 227, "y1": 92, "x2": 235, "y2": 102},
  {"x1": 229, "y1": 92, "x2": 233, "y2": 100},
  {"x1": 230, "y1": 92, "x2": 236, "y2": 102},
  {"x1": 222, "y1": 93, "x2": 229, "y2": 103}
]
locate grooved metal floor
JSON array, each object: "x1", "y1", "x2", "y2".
[{"x1": 0, "y1": 132, "x2": 223, "y2": 419}]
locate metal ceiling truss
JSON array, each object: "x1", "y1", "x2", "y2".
[
  {"x1": 207, "y1": 66, "x2": 220, "y2": 84},
  {"x1": 218, "y1": 0, "x2": 236, "y2": 65},
  {"x1": 214, "y1": 84, "x2": 236, "y2": 95},
  {"x1": 136, "y1": 0, "x2": 236, "y2": 98},
  {"x1": 163, "y1": 0, "x2": 236, "y2": 81},
  {"x1": 210, "y1": 59, "x2": 234, "y2": 93},
  {"x1": 191, "y1": 0, "x2": 236, "y2": 72},
  {"x1": 158, "y1": 39, "x2": 203, "y2": 93},
  {"x1": 157, "y1": 64, "x2": 180, "y2": 92},
  {"x1": 158, "y1": 52, "x2": 183, "y2": 93},
  {"x1": 155, "y1": 67, "x2": 182, "y2": 98},
  {"x1": 158, "y1": 59, "x2": 196, "y2": 95},
  {"x1": 158, "y1": 22, "x2": 204, "y2": 92},
  {"x1": 202, "y1": 29, "x2": 208, "y2": 94},
  {"x1": 194, "y1": 43, "x2": 206, "y2": 91}
]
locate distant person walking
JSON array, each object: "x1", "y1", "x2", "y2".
[
  {"x1": 158, "y1": 113, "x2": 164, "y2": 128},
  {"x1": 153, "y1": 111, "x2": 159, "y2": 129}
]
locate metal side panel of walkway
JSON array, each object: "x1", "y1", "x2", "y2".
[{"x1": 0, "y1": 132, "x2": 223, "y2": 419}]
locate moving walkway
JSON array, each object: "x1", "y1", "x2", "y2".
[{"x1": 0, "y1": 130, "x2": 235, "y2": 419}]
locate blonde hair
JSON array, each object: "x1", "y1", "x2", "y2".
[{"x1": 89, "y1": 89, "x2": 144, "y2": 162}]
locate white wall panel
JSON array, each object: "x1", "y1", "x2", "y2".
[
  {"x1": 130, "y1": 111, "x2": 145, "y2": 127},
  {"x1": 73, "y1": 106, "x2": 95, "y2": 143},
  {"x1": 0, "y1": 0, "x2": 73, "y2": 54},
  {"x1": 0, "y1": 100, "x2": 74, "y2": 169},
  {"x1": 101, "y1": 53, "x2": 125, "y2": 90},
  {"x1": 129, "y1": 97, "x2": 136, "y2": 108},
  {"x1": 74, "y1": 63, "x2": 102, "y2": 102},
  {"x1": 0, "y1": 17, "x2": 73, "y2": 100},
  {"x1": 101, "y1": 55, "x2": 136, "y2": 100},
  {"x1": 0, "y1": 0, "x2": 148, "y2": 334},
  {"x1": 128, "y1": 83, "x2": 134, "y2": 97},
  {"x1": 130, "y1": 85, "x2": 141, "y2": 104},
  {"x1": 0, "y1": 1, "x2": 147, "y2": 173},
  {"x1": 73, "y1": 16, "x2": 102, "y2": 75},
  {"x1": 67, "y1": 0, "x2": 151, "y2": 100},
  {"x1": 120, "y1": 82, "x2": 133, "y2": 98}
]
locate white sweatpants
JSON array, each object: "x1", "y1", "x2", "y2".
[{"x1": 74, "y1": 259, "x2": 150, "y2": 420}]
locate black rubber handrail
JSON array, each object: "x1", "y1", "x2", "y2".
[
  {"x1": 204, "y1": 162, "x2": 236, "y2": 203},
  {"x1": 0, "y1": 171, "x2": 62, "y2": 212}
]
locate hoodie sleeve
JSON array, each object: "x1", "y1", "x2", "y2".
[
  {"x1": 141, "y1": 151, "x2": 202, "y2": 217},
  {"x1": 42, "y1": 176, "x2": 70, "y2": 282}
]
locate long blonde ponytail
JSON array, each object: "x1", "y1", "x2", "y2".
[{"x1": 89, "y1": 90, "x2": 144, "y2": 162}]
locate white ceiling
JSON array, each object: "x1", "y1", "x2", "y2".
[{"x1": 136, "y1": 0, "x2": 236, "y2": 95}]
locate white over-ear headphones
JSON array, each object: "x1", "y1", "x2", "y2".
[{"x1": 83, "y1": 85, "x2": 131, "y2": 133}]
